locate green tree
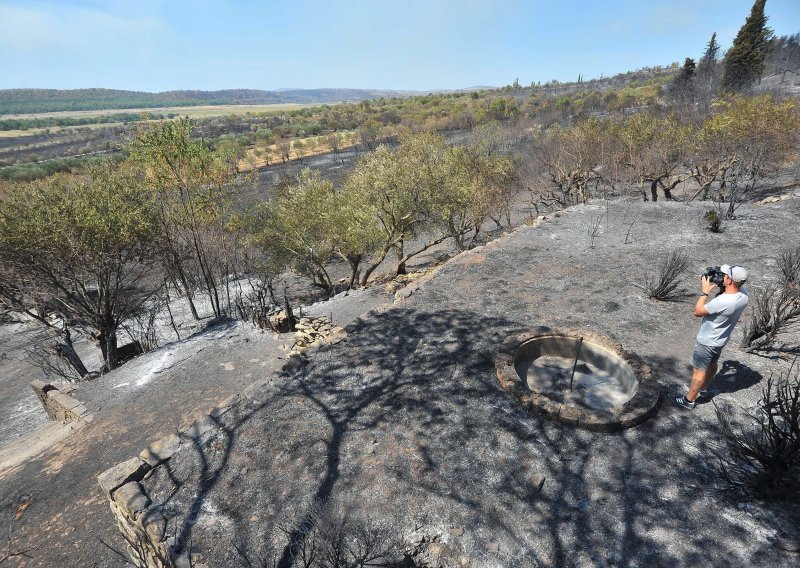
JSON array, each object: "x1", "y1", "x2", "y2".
[
  {"x1": 249, "y1": 169, "x2": 379, "y2": 293},
  {"x1": 442, "y1": 124, "x2": 519, "y2": 249},
  {"x1": 357, "y1": 120, "x2": 382, "y2": 152},
  {"x1": 345, "y1": 133, "x2": 451, "y2": 283},
  {"x1": 276, "y1": 141, "x2": 291, "y2": 164},
  {"x1": 697, "y1": 32, "x2": 722, "y2": 103},
  {"x1": 330, "y1": 183, "x2": 382, "y2": 289},
  {"x1": 723, "y1": 0, "x2": 774, "y2": 91},
  {"x1": 325, "y1": 133, "x2": 343, "y2": 163},
  {"x1": 251, "y1": 169, "x2": 339, "y2": 294},
  {"x1": 292, "y1": 139, "x2": 306, "y2": 163},
  {"x1": 670, "y1": 58, "x2": 697, "y2": 106},
  {"x1": 0, "y1": 160, "x2": 162, "y2": 371},
  {"x1": 130, "y1": 117, "x2": 243, "y2": 319}
]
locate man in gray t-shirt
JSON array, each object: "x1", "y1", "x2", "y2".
[{"x1": 674, "y1": 264, "x2": 749, "y2": 409}]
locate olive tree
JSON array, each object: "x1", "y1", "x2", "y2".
[
  {"x1": 0, "y1": 160, "x2": 162, "y2": 372},
  {"x1": 130, "y1": 118, "x2": 246, "y2": 319},
  {"x1": 689, "y1": 95, "x2": 800, "y2": 216},
  {"x1": 250, "y1": 169, "x2": 339, "y2": 295},
  {"x1": 527, "y1": 119, "x2": 609, "y2": 208},
  {"x1": 345, "y1": 133, "x2": 452, "y2": 283},
  {"x1": 442, "y1": 128, "x2": 519, "y2": 250},
  {"x1": 610, "y1": 113, "x2": 692, "y2": 201},
  {"x1": 250, "y1": 169, "x2": 380, "y2": 294}
]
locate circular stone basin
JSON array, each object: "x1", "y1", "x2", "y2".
[{"x1": 496, "y1": 328, "x2": 660, "y2": 432}]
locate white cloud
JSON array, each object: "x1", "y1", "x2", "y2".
[{"x1": 0, "y1": 2, "x2": 164, "y2": 52}]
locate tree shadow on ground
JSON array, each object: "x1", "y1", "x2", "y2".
[{"x1": 142, "y1": 305, "x2": 798, "y2": 567}]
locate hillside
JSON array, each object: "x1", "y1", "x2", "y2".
[
  {"x1": 4, "y1": 191, "x2": 799, "y2": 566},
  {"x1": 0, "y1": 64, "x2": 685, "y2": 117},
  {"x1": 0, "y1": 87, "x2": 416, "y2": 116}
]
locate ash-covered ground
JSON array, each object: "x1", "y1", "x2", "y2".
[
  {"x1": 138, "y1": 197, "x2": 800, "y2": 567},
  {"x1": 1, "y1": 179, "x2": 799, "y2": 567}
]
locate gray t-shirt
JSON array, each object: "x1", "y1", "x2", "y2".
[{"x1": 697, "y1": 289, "x2": 749, "y2": 347}]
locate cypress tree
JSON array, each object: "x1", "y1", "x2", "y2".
[
  {"x1": 671, "y1": 58, "x2": 697, "y2": 104},
  {"x1": 697, "y1": 32, "x2": 720, "y2": 76},
  {"x1": 722, "y1": 0, "x2": 774, "y2": 91},
  {"x1": 697, "y1": 33, "x2": 722, "y2": 100}
]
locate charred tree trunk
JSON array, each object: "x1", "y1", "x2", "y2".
[
  {"x1": 341, "y1": 253, "x2": 362, "y2": 290},
  {"x1": 172, "y1": 267, "x2": 200, "y2": 321},
  {"x1": 284, "y1": 292, "x2": 296, "y2": 333},
  {"x1": 58, "y1": 328, "x2": 89, "y2": 377},
  {"x1": 100, "y1": 328, "x2": 119, "y2": 371},
  {"x1": 359, "y1": 243, "x2": 392, "y2": 287}
]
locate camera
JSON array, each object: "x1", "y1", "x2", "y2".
[{"x1": 703, "y1": 266, "x2": 726, "y2": 287}]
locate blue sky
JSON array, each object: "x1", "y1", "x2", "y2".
[{"x1": 1, "y1": 0, "x2": 798, "y2": 92}]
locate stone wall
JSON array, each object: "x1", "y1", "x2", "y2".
[
  {"x1": 97, "y1": 328, "x2": 349, "y2": 567},
  {"x1": 30, "y1": 380, "x2": 93, "y2": 426},
  {"x1": 96, "y1": 383, "x2": 268, "y2": 568},
  {"x1": 97, "y1": 445, "x2": 178, "y2": 568}
]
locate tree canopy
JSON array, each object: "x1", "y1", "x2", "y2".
[
  {"x1": 723, "y1": 0, "x2": 774, "y2": 91},
  {"x1": 0, "y1": 159, "x2": 162, "y2": 370}
]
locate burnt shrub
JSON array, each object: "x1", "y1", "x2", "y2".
[
  {"x1": 712, "y1": 367, "x2": 800, "y2": 500},
  {"x1": 704, "y1": 209, "x2": 722, "y2": 233},
  {"x1": 778, "y1": 245, "x2": 800, "y2": 288},
  {"x1": 639, "y1": 250, "x2": 690, "y2": 301},
  {"x1": 740, "y1": 284, "x2": 800, "y2": 351}
]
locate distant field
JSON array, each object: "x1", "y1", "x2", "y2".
[
  {"x1": 0, "y1": 104, "x2": 316, "y2": 138},
  {"x1": 0, "y1": 122, "x2": 129, "y2": 137},
  {"x1": 2, "y1": 103, "x2": 314, "y2": 121}
]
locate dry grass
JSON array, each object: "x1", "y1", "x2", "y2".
[{"x1": 2, "y1": 103, "x2": 313, "y2": 121}]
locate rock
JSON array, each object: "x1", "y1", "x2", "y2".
[
  {"x1": 140, "y1": 433, "x2": 182, "y2": 467},
  {"x1": 140, "y1": 509, "x2": 167, "y2": 541},
  {"x1": 395, "y1": 288, "x2": 413, "y2": 301},
  {"x1": 98, "y1": 458, "x2": 150, "y2": 498},
  {"x1": 268, "y1": 311, "x2": 291, "y2": 333},
  {"x1": 529, "y1": 473, "x2": 546, "y2": 495},
  {"x1": 428, "y1": 543, "x2": 444, "y2": 556},
  {"x1": 113, "y1": 482, "x2": 150, "y2": 516}
]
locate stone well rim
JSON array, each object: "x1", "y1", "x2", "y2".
[{"x1": 495, "y1": 326, "x2": 661, "y2": 432}]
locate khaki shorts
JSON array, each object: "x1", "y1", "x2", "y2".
[{"x1": 691, "y1": 341, "x2": 724, "y2": 371}]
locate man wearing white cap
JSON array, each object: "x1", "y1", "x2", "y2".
[{"x1": 674, "y1": 264, "x2": 749, "y2": 409}]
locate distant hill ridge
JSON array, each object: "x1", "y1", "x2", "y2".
[{"x1": 0, "y1": 87, "x2": 420, "y2": 116}]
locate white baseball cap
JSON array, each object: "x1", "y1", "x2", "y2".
[{"x1": 720, "y1": 264, "x2": 748, "y2": 284}]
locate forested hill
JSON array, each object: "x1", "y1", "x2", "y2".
[{"x1": 0, "y1": 87, "x2": 415, "y2": 115}]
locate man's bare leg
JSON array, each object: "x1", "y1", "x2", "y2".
[{"x1": 687, "y1": 362, "x2": 717, "y2": 402}]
